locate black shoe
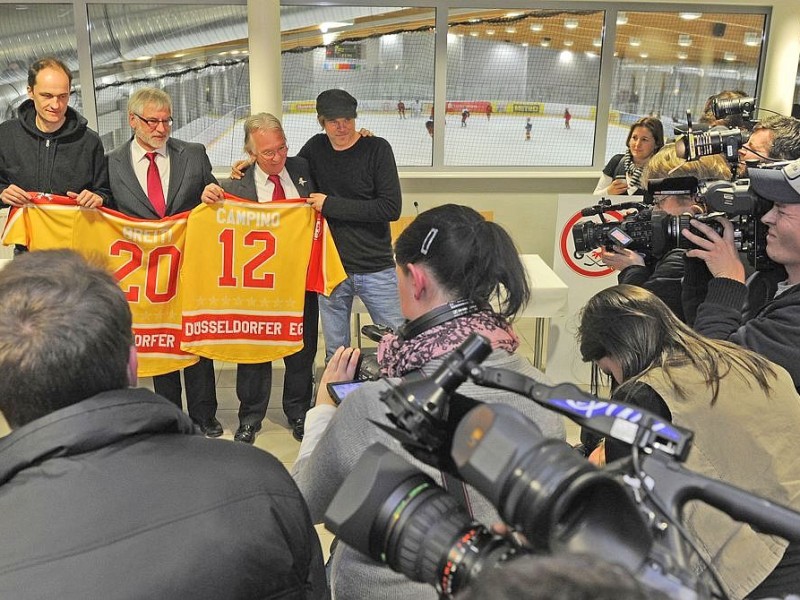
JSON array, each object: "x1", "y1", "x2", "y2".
[
  {"x1": 234, "y1": 422, "x2": 261, "y2": 444},
  {"x1": 290, "y1": 418, "x2": 305, "y2": 442},
  {"x1": 195, "y1": 417, "x2": 223, "y2": 438}
]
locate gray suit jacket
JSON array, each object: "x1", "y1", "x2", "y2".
[
  {"x1": 107, "y1": 137, "x2": 217, "y2": 218},
  {"x1": 219, "y1": 156, "x2": 314, "y2": 201}
]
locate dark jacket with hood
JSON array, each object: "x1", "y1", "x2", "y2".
[
  {"x1": 0, "y1": 100, "x2": 110, "y2": 201},
  {"x1": 0, "y1": 388, "x2": 328, "y2": 599}
]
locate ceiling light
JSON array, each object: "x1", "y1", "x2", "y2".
[
  {"x1": 522, "y1": 42, "x2": 529, "y2": 47},
  {"x1": 677, "y1": 52, "x2": 688, "y2": 60},
  {"x1": 505, "y1": 12, "x2": 522, "y2": 18},
  {"x1": 592, "y1": 38, "x2": 602, "y2": 47},
  {"x1": 486, "y1": 29, "x2": 495, "y2": 36},
  {"x1": 564, "y1": 19, "x2": 578, "y2": 30},
  {"x1": 505, "y1": 27, "x2": 516, "y2": 34},
  {"x1": 530, "y1": 23, "x2": 544, "y2": 32},
  {"x1": 724, "y1": 52, "x2": 737, "y2": 61},
  {"x1": 616, "y1": 12, "x2": 628, "y2": 25},
  {"x1": 585, "y1": 51, "x2": 597, "y2": 58},
  {"x1": 469, "y1": 19, "x2": 480, "y2": 23},
  {"x1": 639, "y1": 52, "x2": 649, "y2": 58},
  {"x1": 319, "y1": 21, "x2": 353, "y2": 33},
  {"x1": 629, "y1": 37, "x2": 641, "y2": 47},
  {"x1": 469, "y1": 31, "x2": 478, "y2": 37},
  {"x1": 540, "y1": 38, "x2": 551, "y2": 47},
  {"x1": 678, "y1": 34, "x2": 692, "y2": 47},
  {"x1": 564, "y1": 39, "x2": 574, "y2": 47},
  {"x1": 680, "y1": 12, "x2": 702, "y2": 20},
  {"x1": 744, "y1": 32, "x2": 761, "y2": 46}
]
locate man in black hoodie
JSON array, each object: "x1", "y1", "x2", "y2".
[{"x1": 0, "y1": 57, "x2": 109, "y2": 210}]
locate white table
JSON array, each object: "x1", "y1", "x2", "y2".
[{"x1": 517, "y1": 254, "x2": 569, "y2": 370}]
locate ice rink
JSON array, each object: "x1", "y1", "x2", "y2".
[{"x1": 204, "y1": 111, "x2": 632, "y2": 170}]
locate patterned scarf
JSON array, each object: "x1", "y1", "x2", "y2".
[
  {"x1": 623, "y1": 149, "x2": 646, "y2": 192},
  {"x1": 377, "y1": 309, "x2": 520, "y2": 377}
]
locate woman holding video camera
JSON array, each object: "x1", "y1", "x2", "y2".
[
  {"x1": 600, "y1": 143, "x2": 731, "y2": 321},
  {"x1": 292, "y1": 204, "x2": 566, "y2": 600},
  {"x1": 578, "y1": 284, "x2": 800, "y2": 600},
  {"x1": 594, "y1": 116, "x2": 664, "y2": 196}
]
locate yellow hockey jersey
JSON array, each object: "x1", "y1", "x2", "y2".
[
  {"x1": 2, "y1": 194, "x2": 198, "y2": 377},
  {"x1": 180, "y1": 195, "x2": 346, "y2": 363}
]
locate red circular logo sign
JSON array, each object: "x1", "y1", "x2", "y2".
[{"x1": 559, "y1": 210, "x2": 625, "y2": 277}]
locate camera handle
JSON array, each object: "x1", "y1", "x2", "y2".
[
  {"x1": 639, "y1": 452, "x2": 800, "y2": 543},
  {"x1": 469, "y1": 365, "x2": 694, "y2": 461}
]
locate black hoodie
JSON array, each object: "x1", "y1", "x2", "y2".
[{"x1": 0, "y1": 99, "x2": 110, "y2": 201}]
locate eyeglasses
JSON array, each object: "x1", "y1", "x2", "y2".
[
  {"x1": 134, "y1": 113, "x2": 174, "y2": 129},
  {"x1": 258, "y1": 145, "x2": 289, "y2": 159}
]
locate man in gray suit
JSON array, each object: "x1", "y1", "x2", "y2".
[
  {"x1": 107, "y1": 87, "x2": 221, "y2": 437},
  {"x1": 201, "y1": 113, "x2": 318, "y2": 443}
]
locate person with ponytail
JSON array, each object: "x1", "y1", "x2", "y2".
[{"x1": 292, "y1": 204, "x2": 565, "y2": 600}]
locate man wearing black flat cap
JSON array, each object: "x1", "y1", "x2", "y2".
[
  {"x1": 299, "y1": 89, "x2": 405, "y2": 360},
  {"x1": 680, "y1": 157, "x2": 800, "y2": 395}
]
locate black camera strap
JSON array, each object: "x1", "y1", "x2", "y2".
[{"x1": 397, "y1": 299, "x2": 482, "y2": 342}]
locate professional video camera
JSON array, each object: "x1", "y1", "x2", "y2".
[
  {"x1": 324, "y1": 334, "x2": 800, "y2": 600},
  {"x1": 571, "y1": 175, "x2": 775, "y2": 270},
  {"x1": 675, "y1": 97, "x2": 757, "y2": 168}
]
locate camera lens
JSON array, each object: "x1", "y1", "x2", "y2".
[
  {"x1": 712, "y1": 96, "x2": 756, "y2": 119},
  {"x1": 453, "y1": 404, "x2": 652, "y2": 571},
  {"x1": 325, "y1": 444, "x2": 519, "y2": 596}
]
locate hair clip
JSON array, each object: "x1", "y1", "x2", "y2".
[{"x1": 420, "y1": 227, "x2": 438, "y2": 255}]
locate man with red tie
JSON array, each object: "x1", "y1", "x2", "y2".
[
  {"x1": 106, "y1": 87, "x2": 221, "y2": 437},
  {"x1": 201, "y1": 113, "x2": 317, "y2": 444}
]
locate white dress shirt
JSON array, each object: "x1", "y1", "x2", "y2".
[
  {"x1": 254, "y1": 165, "x2": 300, "y2": 202},
  {"x1": 130, "y1": 141, "x2": 170, "y2": 198}
]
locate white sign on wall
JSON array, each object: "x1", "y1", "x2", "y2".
[{"x1": 547, "y1": 194, "x2": 627, "y2": 386}]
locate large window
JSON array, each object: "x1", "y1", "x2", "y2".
[
  {"x1": 0, "y1": 1, "x2": 775, "y2": 171},
  {"x1": 0, "y1": 4, "x2": 80, "y2": 123},
  {"x1": 445, "y1": 9, "x2": 604, "y2": 167},
  {"x1": 606, "y1": 10, "x2": 767, "y2": 162},
  {"x1": 280, "y1": 6, "x2": 436, "y2": 166},
  {"x1": 87, "y1": 4, "x2": 249, "y2": 166}
]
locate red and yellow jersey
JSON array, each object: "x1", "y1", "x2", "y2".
[
  {"x1": 180, "y1": 195, "x2": 346, "y2": 363},
  {"x1": 2, "y1": 194, "x2": 198, "y2": 377}
]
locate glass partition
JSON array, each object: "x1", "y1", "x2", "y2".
[
  {"x1": 445, "y1": 9, "x2": 604, "y2": 167},
  {"x1": 606, "y1": 10, "x2": 767, "y2": 162},
  {"x1": 0, "y1": 4, "x2": 80, "y2": 124},
  {"x1": 87, "y1": 4, "x2": 249, "y2": 167},
  {"x1": 281, "y1": 6, "x2": 436, "y2": 167}
]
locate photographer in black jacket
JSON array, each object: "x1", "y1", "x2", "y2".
[
  {"x1": 682, "y1": 157, "x2": 800, "y2": 392},
  {"x1": 600, "y1": 143, "x2": 730, "y2": 321}
]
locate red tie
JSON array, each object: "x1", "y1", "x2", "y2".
[
  {"x1": 268, "y1": 174, "x2": 286, "y2": 201},
  {"x1": 145, "y1": 152, "x2": 166, "y2": 217}
]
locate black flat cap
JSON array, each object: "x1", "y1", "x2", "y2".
[{"x1": 316, "y1": 89, "x2": 358, "y2": 120}]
